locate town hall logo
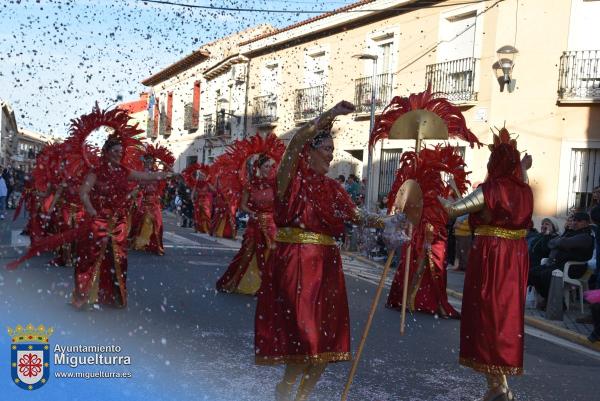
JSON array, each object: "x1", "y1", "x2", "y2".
[{"x1": 8, "y1": 324, "x2": 53, "y2": 390}]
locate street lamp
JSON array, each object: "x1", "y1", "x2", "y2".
[
  {"x1": 353, "y1": 53, "x2": 378, "y2": 211},
  {"x1": 493, "y1": 45, "x2": 519, "y2": 92}
]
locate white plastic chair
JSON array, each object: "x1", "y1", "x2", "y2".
[{"x1": 563, "y1": 261, "x2": 594, "y2": 313}]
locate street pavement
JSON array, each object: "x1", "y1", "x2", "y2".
[{"x1": 1, "y1": 211, "x2": 599, "y2": 401}]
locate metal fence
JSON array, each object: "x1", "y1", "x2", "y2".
[
  {"x1": 294, "y1": 85, "x2": 325, "y2": 121},
  {"x1": 558, "y1": 50, "x2": 600, "y2": 100},
  {"x1": 252, "y1": 94, "x2": 278, "y2": 125},
  {"x1": 425, "y1": 57, "x2": 478, "y2": 102},
  {"x1": 353, "y1": 73, "x2": 393, "y2": 114}
]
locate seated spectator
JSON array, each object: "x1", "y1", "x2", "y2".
[
  {"x1": 528, "y1": 217, "x2": 560, "y2": 267},
  {"x1": 590, "y1": 205, "x2": 600, "y2": 290},
  {"x1": 529, "y1": 211, "x2": 594, "y2": 308}
]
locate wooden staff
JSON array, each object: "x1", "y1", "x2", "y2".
[
  {"x1": 399, "y1": 224, "x2": 413, "y2": 336},
  {"x1": 341, "y1": 179, "x2": 422, "y2": 401}
]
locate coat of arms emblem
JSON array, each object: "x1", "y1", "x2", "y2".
[{"x1": 8, "y1": 323, "x2": 53, "y2": 390}]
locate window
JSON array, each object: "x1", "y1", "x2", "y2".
[
  {"x1": 567, "y1": 148, "x2": 600, "y2": 211},
  {"x1": 186, "y1": 155, "x2": 197, "y2": 167},
  {"x1": 305, "y1": 50, "x2": 327, "y2": 87},
  {"x1": 438, "y1": 11, "x2": 477, "y2": 62},
  {"x1": 377, "y1": 42, "x2": 392, "y2": 74},
  {"x1": 261, "y1": 62, "x2": 279, "y2": 95},
  {"x1": 378, "y1": 148, "x2": 403, "y2": 198}
]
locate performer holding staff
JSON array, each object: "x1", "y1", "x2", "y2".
[{"x1": 254, "y1": 101, "x2": 407, "y2": 401}]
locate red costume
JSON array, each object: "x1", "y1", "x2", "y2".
[
  {"x1": 459, "y1": 131, "x2": 533, "y2": 375},
  {"x1": 129, "y1": 144, "x2": 174, "y2": 256},
  {"x1": 215, "y1": 134, "x2": 284, "y2": 295},
  {"x1": 369, "y1": 87, "x2": 481, "y2": 318},
  {"x1": 385, "y1": 146, "x2": 467, "y2": 318},
  {"x1": 210, "y1": 185, "x2": 237, "y2": 239},
  {"x1": 72, "y1": 159, "x2": 132, "y2": 307},
  {"x1": 255, "y1": 152, "x2": 357, "y2": 365},
  {"x1": 182, "y1": 163, "x2": 213, "y2": 233}
]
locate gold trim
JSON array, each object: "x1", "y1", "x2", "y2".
[
  {"x1": 275, "y1": 227, "x2": 336, "y2": 246},
  {"x1": 459, "y1": 357, "x2": 523, "y2": 376},
  {"x1": 474, "y1": 225, "x2": 527, "y2": 240},
  {"x1": 255, "y1": 351, "x2": 351, "y2": 365}
]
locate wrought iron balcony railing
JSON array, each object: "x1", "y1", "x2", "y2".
[
  {"x1": 353, "y1": 73, "x2": 393, "y2": 114},
  {"x1": 184, "y1": 102, "x2": 199, "y2": 131},
  {"x1": 203, "y1": 114, "x2": 215, "y2": 137},
  {"x1": 294, "y1": 85, "x2": 325, "y2": 121},
  {"x1": 425, "y1": 57, "x2": 478, "y2": 102},
  {"x1": 558, "y1": 50, "x2": 600, "y2": 101},
  {"x1": 252, "y1": 94, "x2": 278, "y2": 125}
]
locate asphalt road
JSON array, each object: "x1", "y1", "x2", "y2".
[{"x1": 1, "y1": 213, "x2": 599, "y2": 401}]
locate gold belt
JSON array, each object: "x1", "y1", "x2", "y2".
[
  {"x1": 474, "y1": 225, "x2": 527, "y2": 240},
  {"x1": 275, "y1": 227, "x2": 336, "y2": 246}
]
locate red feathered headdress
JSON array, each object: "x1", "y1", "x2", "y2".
[
  {"x1": 210, "y1": 133, "x2": 286, "y2": 209},
  {"x1": 369, "y1": 85, "x2": 482, "y2": 150},
  {"x1": 31, "y1": 142, "x2": 63, "y2": 191},
  {"x1": 181, "y1": 163, "x2": 212, "y2": 190},
  {"x1": 143, "y1": 143, "x2": 175, "y2": 170},
  {"x1": 62, "y1": 103, "x2": 144, "y2": 172}
]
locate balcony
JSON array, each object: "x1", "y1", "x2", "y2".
[
  {"x1": 425, "y1": 57, "x2": 478, "y2": 102},
  {"x1": 203, "y1": 113, "x2": 231, "y2": 137},
  {"x1": 353, "y1": 73, "x2": 393, "y2": 115},
  {"x1": 183, "y1": 102, "x2": 199, "y2": 131},
  {"x1": 294, "y1": 85, "x2": 325, "y2": 121},
  {"x1": 203, "y1": 114, "x2": 215, "y2": 137},
  {"x1": 558, "y1": 50, "x2": 600, "y2": 102},
  {"x1": 252, "y1": 94, "x2": 278, "y2": 125}
]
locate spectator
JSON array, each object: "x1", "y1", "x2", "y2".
[
  {"x1": 378, "y1": 195, "x2": 389, "y2": 216},
  {"x1": 0, "y1": 171, "x2": 6, "y2": 219},
  {"x1": 2, "y1": 166, "x2": 13, "y2": 209},
  {"x1": 591, "y1": 205, "x2": 600, "y2": 290},
  {"x1": 180, "y1": 189, "x2": 194, "y2": 228},
  {"x1": 337, "y1": 175, "x2": 346, "y2": 185},
  {"x1": 528, "y1": 217, "x2": 560, "y2": 267},
  {"x1": 529, "y1": 211, "x2": 594, "y2": 308},
  {"x1": 590, "y1": 186, "x2": 600, "y2": 209},
  {"x1": 345, "y1": 174, "x2": 361, "y2": 204},
  {"x1": 174, "y1": 192, "x2": 183, "y2": 226}
]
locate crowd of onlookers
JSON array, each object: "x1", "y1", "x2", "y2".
[{"x1": 0, "y1": 165, "x2": 26, "y2": 220}]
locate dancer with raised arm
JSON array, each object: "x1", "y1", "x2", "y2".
[{"x1": 254, "y1": 101, "x2": 407, "y2": 401}]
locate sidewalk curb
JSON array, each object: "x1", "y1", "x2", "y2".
[{"x1": 342, "y1": 251, "x2": 600, "y2": 353}]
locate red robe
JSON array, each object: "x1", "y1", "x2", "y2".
[
  {"x1": 130, "y1": 182, "x2": 164, "y2": 255},
  {"x1": 51, "y1": 186, "x2": 85, "y2": 266},
  {"x1": 72, "y1": 161, "x2": 131, "y2": 308},
  {"x1": 216, "y1": 177, "x2": 276, "y2": 295},
  {"x1": 459, "y1": 177, "x2": 533, "y2": 375},
  {"x1": 255, "y1": 166, "x2": 356, "y2": 365},
  {"x1": 193, "y1": 181, "x2": 213, "y2": 233},
  {"x1": 210, "y1": 189, "x2": 236, "y2": 239}
]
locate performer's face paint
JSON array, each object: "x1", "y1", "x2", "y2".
[{"x1": 308, "y1": 137, "x2": 334, "y2": 175}]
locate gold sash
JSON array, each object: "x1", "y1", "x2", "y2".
[
  {"x1": 275, "y1": 227, "x2": 336, "y2": 246},
  {"x1": 474, "y1": 225, "x2": 527, "y2": 240}
]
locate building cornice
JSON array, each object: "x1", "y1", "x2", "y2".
[{"x1": 141, "y1": 49, "x2": 211, "y2": 86}]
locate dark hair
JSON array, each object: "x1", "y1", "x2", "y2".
[
  {"x1": 310, "y1": 131, "x2": 333, "y2": 149},
  {"x1": 257, "y1": 153, "x2": 270, "y2": 167},
  {"x1": 337, "y1": 175, "x2": 346, "y2": 183},
  {"x1": 102, "y1": 134, "x2": 122, "y2": 154},
  {"x1": 572, "y1": 211, "x2": 591, "y2": 223}
]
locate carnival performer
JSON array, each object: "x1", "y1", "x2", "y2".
[
  {"x1": 181, "y1": 163, "x2": 213, "y2": 233},
  {"x1": 368, "y1": 86, "x2": 482, "y2": 319},
  {"x1": 254, "y1": 101, "x2": 408, "y2": 401},
  {"x1": 129, "y1": 144, "x2": 175, "y2": 256},
  {"x1": 210, "y1": 176, "x2": 237, "y2": 239},
  {"x1": 440, "y1": 128, "x2": 533, "y2": 401},
  {"x1": 215, "y1": 133, "x2": 285, "y2": 295},
  {"x1": 384, "y1": 146, "x2": 466, "y2": 318},
  {"x1": 7, "y1": 105, "x2": 175, "y2": 310}
]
